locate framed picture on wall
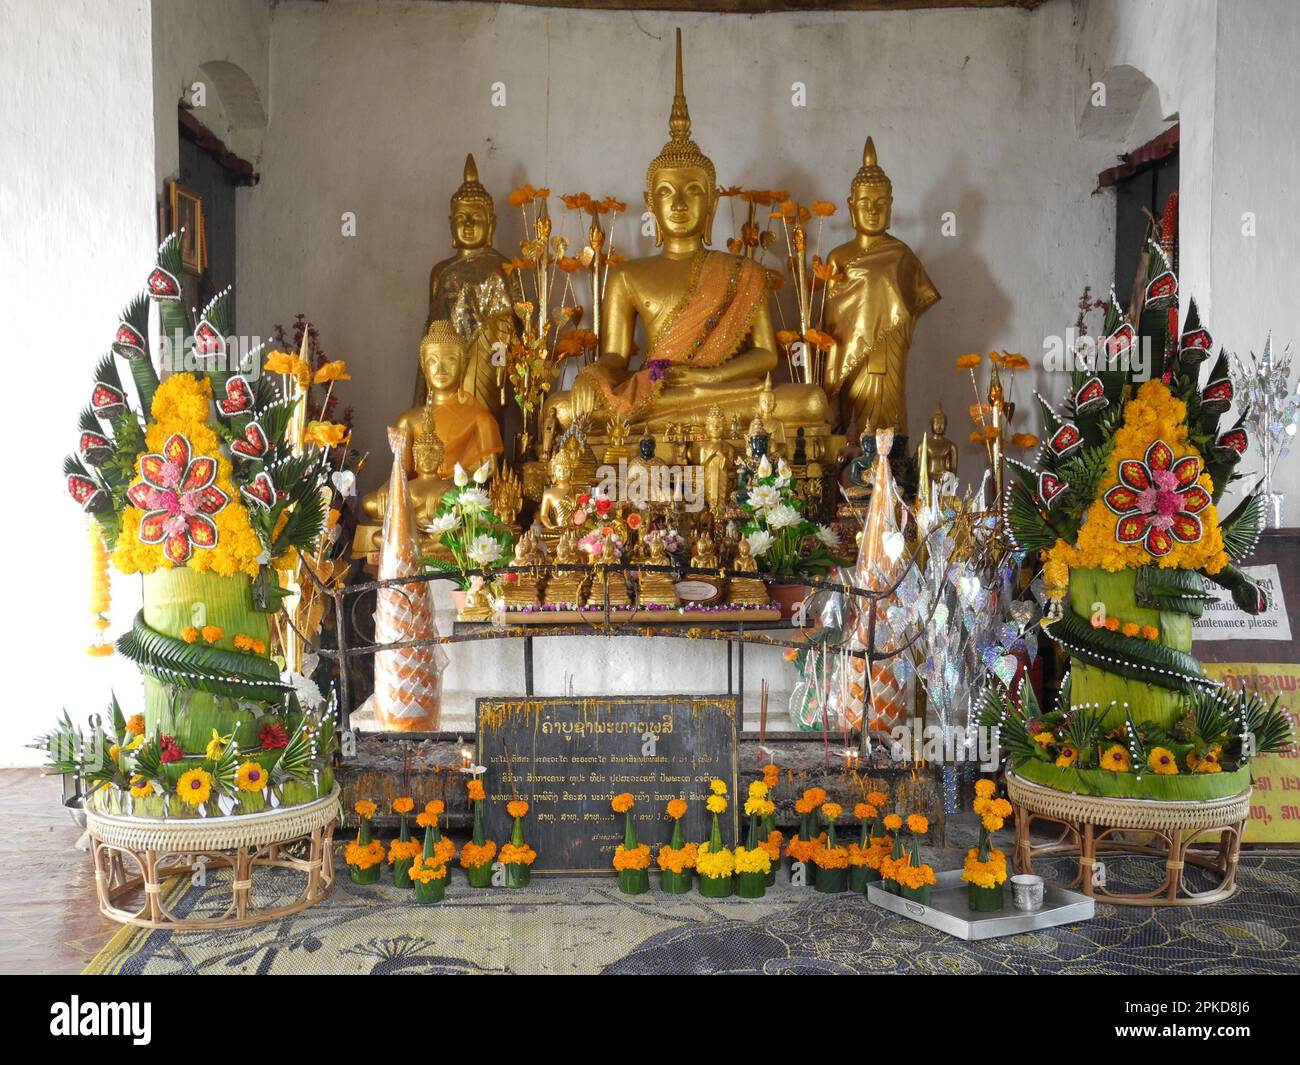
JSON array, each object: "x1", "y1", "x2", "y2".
[{"x1": 168, "y1": 180, "x2": 205, "y2": 275}]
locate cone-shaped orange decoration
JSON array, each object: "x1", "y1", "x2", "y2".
[{"x1": 372, "y1": 426, "x2": 447, "y2": 731}]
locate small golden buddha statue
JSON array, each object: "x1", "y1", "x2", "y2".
[
  {"x1": 419, "y1": 154, "x2": 521, "y2": 421},
  {"x1": 362, "y1": 321, "x2": 504, "y2": 539},
  {"x1": 690, "y1": 527, "x2": 719, "y2": 570},
  {"x1": 696, "y1": 404, "x2": 735, "y2": 513},
  {"x1": 502, "y1": 530, "x2": 545, "y2": 609},
  {"x1": 916, "y1": 405, "x2": 958, "y2": 504},
  {"x1": 602, "y1": 418, "x2": 633, "y2": 465},
  {"x1": 537, "y1": 444, "x2": 581, "y2": 533},
  {"x1": 490, "y1": 463, "x2": 524, "y2": 533},
  {"x1": 726, "y1": 538, "x2": 771, "y2": 606},
  {"x1": 544, "y1": 529, "x2": 589, "y2": 607},
  {"x1": 824, "y1": 137, "x2": 940, "y2": 436},
  {"x1": 637, "y1": 533, "x2": 680, "y2": 607},
  {"x1": 627, "y1": 435, "x2": 672, "y2": 506},
  {"x1": 543, "y1": 30, "x2": 829, "y2": 435},
  {"x1": 589, "y1": 537, "x2": 632, "y2": 609}
]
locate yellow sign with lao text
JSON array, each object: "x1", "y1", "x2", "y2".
[{"x1": 1200, "y1": 662, "x2": 1300, "y2": 844}]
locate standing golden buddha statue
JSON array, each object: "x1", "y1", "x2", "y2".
[
  {"x1": 544, "y1": 30, "x2": 829, "y2": 436},
  {"x1": 417, "y1": 153, "x2": 521, "y2": 421},
  {"x1": 823, "y1": 138, "x2": 940, "y2": 437}
]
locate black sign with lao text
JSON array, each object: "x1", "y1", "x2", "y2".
[{"x1": 476, "y1": 695, "x2": 739, "y2": 874}]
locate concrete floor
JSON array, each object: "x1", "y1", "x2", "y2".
[{"x1": 0, "y1": 769, "x2": 119, "y2": 975}]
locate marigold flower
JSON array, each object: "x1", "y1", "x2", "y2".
[
  {"x1": 467, "y1": 779, "x2": 486, "y2": 802},
  {"x1": 611, "y1": 792, "x2": 635, "y2": 814},
  {"x1": 1122, "y1": 622, "x2": 1141, "y2": 638},
  {"x1": 425, "y1": 799, "x2": 445, "y2": 817},
  {"x1": 667, "y1": 798, "x2": 688, "y2": 820},
  {"x1": 354, "y1": 800, "x2": 377, "y2": 819},
  {"x1": 1055, "y1": 746, "x2": 1078, "y2": 767},
  {"x1": 762, "y1": 764, "x2": 780, "y2": 788},
  {"x1": 235, "y1": 761, "x2": 267, "y2": 792},
  {"x1": 392, "y1": 796, "x2": 415, "y2": 814},
  {"x1": 706, "y1": 795, "x2": 728, "y2": 815},
  {"x1": 129, "y1": 777, "x2": 155, "y2": 799},
  {"x1": 867, "y1": 789, "x2": 889, "y2": 806},
  {"x1": 180, "y1": 627, "x2": 199, "y2": 644},
  {"x1": 974, "y1": 780, "x2": 996, "y2": 800},
  {"x1": 507, "y1": 800, "x2": 530, "y2": 818},
  {"x1": 1100, "y1": 745, "x2": 1131, "y2": 773},
  {"x1": 907, "y1": 814, "x2": 929, "y2": 834},
  {"x1": 1141, "y1": 625, "x2": 1160, "y2": 640},
  {"x1": 883, "y1": 813, "x2": 902, "y2": 831},
  {"x1": 1147, "y1": 747, "x2": 1179, "y2": 775},
  {"x1": 981, "y1": 813, "x2": 1005, "y2": 832},
  {"x1": 854, "y1": 802, "x2": 876, "y2": 820},
  {"x1": 200, "y1": 625, "x2": 224, "y2": 644},
  {"x1": 460, "y1": 840, "x2": 498, "y2": 868},
  {"x1": 1104, "y1": 616, "x2": 1121, "y2": 631},
  {"x1": 956, "y1": 353, "x2": 982, "y2": 371},
  {"x1": 821, "y1": 802, "x2": 843, "y2": 821}
]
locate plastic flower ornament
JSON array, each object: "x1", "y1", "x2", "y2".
[
  {"x1": 126, "y1": 432, "x2": 230, "y2": 564},
  {"x1": 1103, "y1": 439, "x2": 1211, "y2": 557},
  {"x1": 453, "y1": 463, "x2": 469, "y2": 487},
  {"x1": 467, "y1": 534, "x2": 504, "y2": 566},
  {"x1": 457, "y1": 487, "x2": 491, "y2": 512},
  {"x1": 766, "y1": 503, "x2": 801, "y2": 530},
  {"x1": 472, "y1": 460, "x2": 492, "y2": 485}
]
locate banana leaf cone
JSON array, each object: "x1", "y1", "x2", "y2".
[
  {"x1": 736, "y1": 814, "x2": 766, "y2": 899},
  {"x1": 698, "y1": 812, "x2": 733, "y2": 899},
  {"x1": 967, "y1": 826, "x2": 1004, "y2": 911},
  {"x1": 505, "y1": 814, "x2": 531, "y2": 888},
  {"x1": 792, "y1": 812, "x2": 817, "y2": 888},
  {"x1": 349, "y1": 819, "x2": 381, "y2": 885},
  {"x1": 393, "y1": 813, "x2": 414, "y2": 888},
  {"x1": 814, "y1": 819, "x2": 847, "y2": 893},
  {"x1": 414, "y1": 875, "x2": 446, "y2": 904},
  {"x1": 618, "y1": 810, "x2": 649, "y2": 895},
  {"x1": 659, "y1": 818, "x2": 692, "y2": 894},
  {"x1": 466, "y1": 796, "x2": 494, "y2": 888},
  {"x1": 762, "y1": 813, "x2": 779, "y2": 886},
  {"x1": 882, "y1": 834, "x2": 904, "y2": 895}
]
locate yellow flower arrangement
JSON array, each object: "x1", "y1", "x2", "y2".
[
  {"x1": 666, "y1": 798, "x2": 689, "y2": 820},
  {"x1": 1101, "y1": 745, "x2": 1132, "y2": 772},
  {"x1": 129, "y1": 777, "x2": 154, "y2": 798},
  {"x1": 1046, "y1": 380, "x2": 1228, "y2": 575},
  {"x1": 812, "y1": 844, "x2": 849, "y2": 870},
  {"x1": 176, "y1": 768, "x2": 212, "y2": 806},
  {"x1": 1147, "y1": 747, "x2": 1179, "y2": 775},
  {"x1": 611, "y1": 792, "x2": 635, "y2": 814},
  {"x1": 907, "y1": 814, "x2": 929, "y2": 834},
  {"x1": 354, "y1": 800, "x2": 377, "y2": 819},
  {"x1": 657, "y1": 841, "x2": 698, "y2": 874},
  {"x1": 734, "y1": 845, "x2": 772, "y2": 875},
  {"x1": 499, "y1": 842, "x2": 537, "y2": 866},
  {"x1": 883, "y1": 813, "x2": 902, "y2": 832},
  {"x1": 467, "y1": 779, "x2": 486, "y2": 802},
  {"x1": 785, "y1": 836, "x2": 823, "y2": 864},
  {"x1": 392, "y1": 796, "x2": 415, "y2": 814},
  {"x1": 345, "y1": 839, "x2": 385, "y2": 870},
  {"x1": 459, "y1": 840, "x2": 497, "y2": 868},
  {"x1": 388, "y1": 838, "x2": 421, "y2": 864},
  {"x1": 507, "y1": 800, "x2": 529, "y2": 818},
  {"x1": 709, "y1": 778, "x2": 728, "y2": 796},
  {"x1": 234, "y1": 761, "x2": 268, "y2": 792},
  {"x1": 822, "y1": 802, "x2": 843, "y2": 821},
  {"x1": 425, "y1": 799, "x2": 445, "y2": 817},
  {"x1": 612, "y1": 843, "x2": 651, "y2": 871},
  {"x1": 113, "y1": 374, "x2": 263, "y2": 578},
  {"x1": 974, "y1": 779, "x2": 996, "y2": 800},
  {"x1": 695, "y1": 842, "x2": 735, "y2": 879},
  {"x1": 408, "y1": 855, "x2": 447, "y2": 883},
  {"x1": 961, "y1": 847, "x2": 1008, "y2": 889},
  {"x1": 706, "y1": 794, "x2": 728, "y2": 815}
]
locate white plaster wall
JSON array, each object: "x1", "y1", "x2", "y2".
[{"x1": 0, "y1": 0, "x2": 158, "y2": 764}]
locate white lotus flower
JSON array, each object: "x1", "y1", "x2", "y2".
[
  {"x1": 467, "y1": 534, "x2": 504, "y2": 566},
  {"x1": 457, "y1": 487, "x2": 491, "y2": 511},
  {"x1": 472, "y1": 460, "x2": 492, "y2": 485},
  {"x1": 775, "y1": 458, "x2": 792, "y2": 487},
  {"x1": 746, "y1": 529, "x2": 774, "y2": 557},
  {"x1": 766, "y1": 503, "x2": 801, "y2": 529},
  {"x1": 757, "y1": 454, "x2": 772, "y2": 478},
  {"x1": 816, "y1": 524, "x2": 840, "y2": 549},
  {"x1": 453, "y1": 463, "x2": 469, "y2": 487},
  {"x1": 747, "y1": 484, "x2": 781, "y2": 511},
  {"x1": 427, "y1": 512, "x2": 459, "y2": 535}
]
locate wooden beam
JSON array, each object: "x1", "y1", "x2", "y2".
[
  {"x1": 177, "y1": 106, "x2": 259, "y2": 187},
  {"x1": 1097, "y1": 124, "x2": 1180, "y2": 189}
]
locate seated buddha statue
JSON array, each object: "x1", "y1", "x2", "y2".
[
  {"x1": 589, "y1": 537, "x2": 632, "y2": 609},
  {"x1": 543, "y1": 30, "x2": 829, "y2": 436},
  {"x1": 502, "y1": 529, "x2": 545, "y2": 609},
  {"x1": 360, "y1": 321, "x2": 504, "y2": 548},
  {"x1": 823, "y1": 138, "x2": 940, "y2": 437},
  {"x1": 637, "y1": 532, "x2": 680, "y2": 607},
  {"x1": 690, "y1": 527, "x2": 719, "y2": 571},
  {"x1": 416, "y1": 153, "x2": 521, "y2": 422},
  {"x1": 544, "y1": 529, "x2": 589, "y2": 607},
  {"x1": 726, "y1": 537, "x2": 771, "y2": 606},
  {"x1": 536, "y1": 441, "x2": 582, "y2": 534}
]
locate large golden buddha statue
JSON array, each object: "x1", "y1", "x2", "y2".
[
  {"x1": 417, "y1": 153, "x2": 520, "y2": 421},
  {"x1": 545, "y1": 30, "x2": 829, "y2": 435},
  {"x1": 361, "y1": 321, "x2": 504, "y2": 544},
  {"x1": 823, "y1": 138, "x2": 940, "y2": 437}
]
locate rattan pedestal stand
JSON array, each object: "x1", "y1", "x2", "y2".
[
  {"x1": 1006, "y1": 770, "x2": 1249, "y2": 906},
  {"x1": 85, "y1": 787, "x2": 339, "y2": 930}
]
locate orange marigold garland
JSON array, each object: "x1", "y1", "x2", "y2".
[{"x1": 87, "y1": 521, "x2": 113, "y2": 656}]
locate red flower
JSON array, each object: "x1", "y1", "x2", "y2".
[
  {"x1": 125, "y1": 433, "x2": 230, "y2": 564},
  {"x1": 1104, "y1": 439, "x2": 1209, "y2": 557},
  {"x1": 595, "y1": 498, "x2": 612, "y2": 516},
  {"x1": 259, "y1": 721, "x2": 289, "y2": 750},
  {"x1": 577, "y1": 492, "x2": 592, "y2": 507},
  {"x1": 158, "y1": 734, "x2": 183, "y2": 764}
]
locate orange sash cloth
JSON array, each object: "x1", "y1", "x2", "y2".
[
  {"x1": 430, "y1": 395, "x2": 503, "y2": 480},
  {"x1": 582, "y1": 251, "x2": 769, "y2": 420}
]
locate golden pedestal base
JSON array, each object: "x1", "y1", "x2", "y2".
[
  {"x1": 85, "y1": 787, "x2": 339, "y2": 930},
  {"x1": 1007, "y1": 770, "x2": 1248, "y2": 907}
]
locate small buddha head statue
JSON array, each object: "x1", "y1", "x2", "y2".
[
  {"x1": 705, "y1": 403, "x2": 725, "y2": 441},
  {"x1": 550, "y1": 447, "x2": 575, "y2": 486},
  {"x1": 420, "y1": 320, "x2": 469, "y2": 398},
  {"x1": 411, "y1": 406, "x2": 447, "y2": 477},
  {"x1": 638, "y1": 435, "x2": 657, "y2": 461},
  {"x1": 849, "y1": 137, "x2": 893, "y2": 238},
  {"x1": 646, "y1": 30, "x2": 717, "y2": 249},
  {"x1": 931, "y1": 406, "x2": 947, "y2": 437},
  {"x1": 449, "y1": 153, "x2": 496, "y2": 252},
  {"x1": 747, "y1": 416, "x2": 770, "y2": 460}
]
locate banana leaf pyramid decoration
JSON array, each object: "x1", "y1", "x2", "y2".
[{"x1": 990, "y1": 220, "x2": 1292, "y2": 799}]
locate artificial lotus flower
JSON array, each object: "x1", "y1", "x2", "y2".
[
  {"x1": 427, "y1": 512, "x2": 458, "y2": 536},
  {"x1": 453, "y1": 463, "x2": 469, "y2": 487},
  {"x1": 746, "y1": 530, "x2": 774, "y2": 557},
  {"x1": 472, "y1": 460, "x2": 492, "y2": 485},
  {"x1": 748, "y1": 484, "x2": 781, "y2": 511},
  {"x1": 757, "y1": 454, "x2": 773, "y2": 478},
  {"x1": 467, "y1": 534, "x2": 504, "y2": 566},
  {"x1": 816, "y1": 524, "x2": 840, "y2": 549},
  {"x1": 766, "y1": 504, "x2": 801, "y2": 530},
  {"x1": 457, "y1": 487, "x2": 491, "y2": 512}
]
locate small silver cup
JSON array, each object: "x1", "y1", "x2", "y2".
[{"x1": 1010, "y1": 873, "x2": 1045, "y2": 912}]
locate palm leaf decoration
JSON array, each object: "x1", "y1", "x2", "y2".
[
  {"x1": 271, "y1": 716, "x2": 316, "y2": 785},
  {"x1": 128, "y1": 738, "x2": 167, "y2": 791},
  {"x1": 1218, "y1": 490, "x2": 1264, "y2": 563},
  {"x1": 1064, "y1": 705, "x2": 1106, "y2": 767},
  {"x1": 1190, "y1": 688, "x2": 1235, "y2": 749},
  {"x1": 210, "y1": 738, "x2": 241, "y2": 797},
  {"x1": 116, "y1": 612, "x2": 289, "y2": 701},
  {"x1": 29, "y1": 711, "x2": 83, "y2": 775},
  {"x1": 1242, "y1": 692, "x2": 1295, "y2": 758}
]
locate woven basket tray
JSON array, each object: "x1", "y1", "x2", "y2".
[{"x1": 1007, "y1": 770, "x2": 1250, "y2": 832}]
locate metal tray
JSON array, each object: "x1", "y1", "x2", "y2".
[{"x1": 866, "y1": 869, "x2": 1095, "y2": 941}]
